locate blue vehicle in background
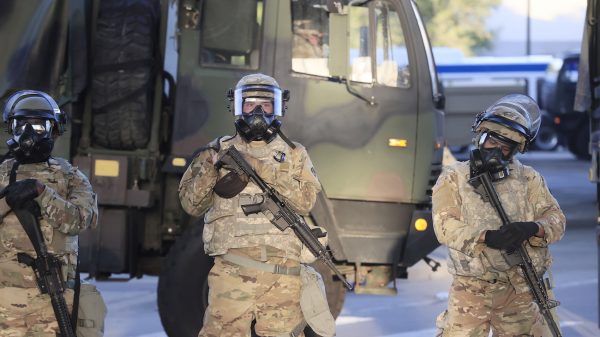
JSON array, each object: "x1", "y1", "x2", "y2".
[{"x1": 538, "y1": 53, "x2": 589, "y2": 159}]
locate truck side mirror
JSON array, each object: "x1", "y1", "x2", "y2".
[{"x1": 328, "y1": 13, "x2": 349, "y2": 79}]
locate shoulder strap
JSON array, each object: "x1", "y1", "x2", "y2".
[
  {"x1": 9, "y1": 160, "x2": 19, "y2": 184},
  {"x1": 277, "y1": 130, "x2": 296, "y2": 149}
]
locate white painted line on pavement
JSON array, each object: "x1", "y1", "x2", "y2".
[
  {"x1": 553, "y1": 278, "x2": 597, "y2": 289},
  {"x1": 378, "y1": 328, "x2": 438, "y2": 337},
  {"x1": 132, "y1": 333, "x2": 167, "y2": 337},
  {"x1": 561, "y1": 320, "x2": 583, "y2": 327},
  {"x1": 336, "y1": 316, "x2": 375, "y2": 325}
]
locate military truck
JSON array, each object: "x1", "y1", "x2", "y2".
[
  {"x1": 0, "y1": 0, "x2": 444, "y2": 336},
  {"x1": 575, "y1": 0, "x2": 600, "y2": 324},
  {"x1": 539, "y1": 53, "x2": 589, "y2": 159}
]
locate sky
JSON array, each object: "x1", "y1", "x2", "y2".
[{"x1": 488, "y1": 0, "x2": 587, "y2": 42}]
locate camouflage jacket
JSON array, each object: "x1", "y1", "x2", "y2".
[
  {"x1": 179, "y1": 135, "x2": 322, "y2": 259},
  {"x1": 0, "y1": 158, "x2": 98, "y2": 288},
  {"x1": 432, "y1": 159, "x2": 565, "y2": 293}
]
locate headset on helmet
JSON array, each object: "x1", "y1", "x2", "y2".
[{"x1": 3, "y1": 90, "x2": 68, "y2": 135}]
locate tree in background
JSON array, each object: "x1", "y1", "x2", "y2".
[{"x1": 416, "y1": 0, "x2": 501, "y2": 56}]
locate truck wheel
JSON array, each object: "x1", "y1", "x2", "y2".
[
  {"x1": 568, "y1": 121, "x2": 591, "y2": 160},
  {"x1": 157, "y1": 222, "x2": 213, "y2": 337},
  {"x1": 91, "y1": 0, "x2": 160, "y2": 150},
  {"x1": 531, "y1": 125, "x2": 559, "y2": 151}
]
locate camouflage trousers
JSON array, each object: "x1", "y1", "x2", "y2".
[
  {"x1": 0, "y1": 286, "x2": 74, "y2": 337},
  {"x1": 198, "y1": 253, "x2": 304, "y2": 337},
  {"x1": 436, "y1": 276, "x2": 550, "y2": 337}
]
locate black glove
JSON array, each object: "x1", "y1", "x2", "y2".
[
  {"x1": 485, "y1": 222, "x2": 539, "y2": 252},
  {"x1": 3, "y1": 179, "x2": 43, "y2": 209},
  {"x1": 484, "y1": 229, "x2": 514, "y2": 250},
  {"x1": 504, "y1": 221, "x2": 540, "y2": 248}
]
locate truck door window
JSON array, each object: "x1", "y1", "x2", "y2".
[
  {"x1": 200, "y1": 0, "x2": 263, "y2": 68},
  {"x1": 291, "y1": 0, "x2": 330, "y2": 77},
  {"x1": 348, "y1": 4, "x2": 372, "y2": 83},
  {"x1": 375, "y1": 0, "x2": 410, "y2": 88}
]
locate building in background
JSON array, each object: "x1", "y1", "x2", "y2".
[{"x1": 485, "y1": 0, "x2": 586, "y2": 57}]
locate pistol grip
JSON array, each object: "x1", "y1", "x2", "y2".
[
  {"x1": 241, "y1": 203, "x2": 263, "y2": 215},
  {"x1": 17, "y1": 252, "x2": 35, "y2": 266}
]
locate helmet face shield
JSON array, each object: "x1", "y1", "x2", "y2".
[
  {"x1": 3, "y1": 90, "x2": 67, "y2": 135},
  {"x1": 230, "y1": 73, "x2": 287, "y2": 143},
  {"x1": 479, "y1": 131, "x2": 519, "y2": 160},
  {"x1": 12, "y1": 119, "x2": 53, "y2": 136},
  {"x1": 472, "y1": 94, "x2": 541, "y2": 153},
  {"x1": 233, "y1": 85, "x2": 282, "y2": 116}
]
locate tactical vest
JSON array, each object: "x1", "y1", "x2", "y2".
[
  {"x1": 444, "y1": 161, "x2": 552, "y2": 281},
  {"x1": 0, "y1": 158, "x2": 79, "y2": 288},
  {"x1": 202, "y1": 136, "x2": 303, "y2": 259}
]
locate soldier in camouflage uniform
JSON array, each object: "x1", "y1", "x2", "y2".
[
  {"x1": 433, "y1": 94, "x2": 565, "y2": 337},
  {"x1": 0, "y1": 90, "x2": 100, "y2": 336},
  {"x1": 179, "y1": 74, "x2": 324, "y2": 337}
]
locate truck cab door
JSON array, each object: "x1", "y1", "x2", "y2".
[
  {"x1": 274, "y1": 0, "x2": 424, "y2": 204},
  {"x1": 171, "y1": 0, "x2": 275, "y2": 155}
]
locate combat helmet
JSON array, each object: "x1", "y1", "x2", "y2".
[
  {"x1": 2, "y1": 90, "x2": 67, "y2": 163},
  {"x1": 3, "y1": 90, "x2": 67, "y2": 135},
  {"x1": 227, "y1": 73, "x2": 290, "y2": 143},
  {"x1": 472, "y1": 94, "x2": 541, "y2": 154}
]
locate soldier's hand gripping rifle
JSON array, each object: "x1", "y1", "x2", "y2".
[
  {"x1": 217, "y1": 146, "x2": 353, "y2": 290},
  {"x1": 468, "y1": 149, "x2": 561, "y2": 337},
  {"x1": 0, "y1": 190, "x2": 76, "y2": 337}
]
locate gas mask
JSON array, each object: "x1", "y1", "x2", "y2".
[
  {"x1": 234, "y1": 100, "x2": 281, "y2": 143},
  {"x1": 7, "y1": 119, "x2": 54, "y2": 163},
  {"x1": 471, "y1": 131, "x2": 518, "y2": 181}
]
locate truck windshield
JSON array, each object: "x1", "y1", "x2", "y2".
[
  {"x1": 292, "y1": 0, "x2": 411, "y2": 88},
  {"x1": 291, "y1": 0, "x2": 331, "y2": 77}
]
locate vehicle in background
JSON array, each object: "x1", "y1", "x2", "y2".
[
  {"x1": 0, "y1": 1, "x2": 444, "y2": 336},
  {"x1": 539, "y1": 53, "x2": 589, "y2": 159},
  {"x1": 574, "y1": 0, "x2": 600, "y2": 324},
  {"x1": 435, "y1": 54, "x2": 558, "y2": 152}
]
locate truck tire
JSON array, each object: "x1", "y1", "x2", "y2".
[
  {"x1": 568, "y1": 120, "x2": 591, "y2": 160},
  {"x1": 158, "y1": 223, "x2": 213, "y2": 337},
  {"x1": 531, "y1": 125, "x2": 559, "y2": 151},
  {"x1": 91, "y1": 0, "x2": 159, "y2": 150}
]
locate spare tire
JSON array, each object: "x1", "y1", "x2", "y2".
[{"x1": 91, "y1": 0, "x2": 160, "y2": 150}]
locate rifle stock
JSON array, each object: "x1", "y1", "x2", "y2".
[{"x1": 219, "y1": 146, "x2": 353, "y2": 290}]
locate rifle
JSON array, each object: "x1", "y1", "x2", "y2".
[
  {"x1": 218, "y1": 146, "x2": 353, "y2": 290},
  {"x1": 0, "y1": 190, "x2": 76, "y2": 337},
  {"x1": 468, "y1": 149, "x2": 561, "y2": 337}
]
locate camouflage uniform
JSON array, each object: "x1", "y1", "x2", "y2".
[
  {"x1": 179, "y1": 134, "x2": 321, "y2": 337},
  {"x1": 0, "y1": 157, "x2": 98, "y2": 336},
  {"x1": 432, "y1": 159, "x2": 565, "y2": 336}
]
